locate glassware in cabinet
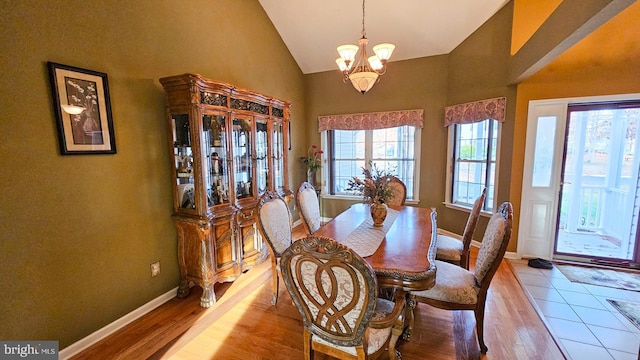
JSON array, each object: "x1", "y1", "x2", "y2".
[
  {"x1": 272, "y1": 122, "x2": 285, "y2": 193},
  {"x1": 232, "y1": 116, "x2": 253, "y2": 199},
  {"x1": 256, "y1": 120, "x2": 268, "y2": 195},
  {"x1": 171, "y1": 113, "x2": 195, "y2": 210},
  {"x1": 202, "y1": 113, "x2": 230, "y2": 207}
]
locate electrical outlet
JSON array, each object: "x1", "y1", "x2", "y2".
[{"x1": 151, "y1": 261, "x2": 160, "y2": 277}]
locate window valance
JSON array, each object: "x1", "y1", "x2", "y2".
[
  {"x1": 318, "y1": 109, "x2": 424, "y2": 132},
  {"x1": 444, "y1": 97, "x2": 506, "y2": 127}
]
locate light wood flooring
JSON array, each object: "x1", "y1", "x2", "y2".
[{"x1": 70, "y1": 226, "x2": 564, "y2": 360}]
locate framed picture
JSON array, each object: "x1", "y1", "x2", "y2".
[{"x1": 48, "y1": 62, "x2": 116, "y2": 155}]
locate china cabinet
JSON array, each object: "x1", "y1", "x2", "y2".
[{"x1": 160, "y1": 74, "x2": 291, "y2": 307}]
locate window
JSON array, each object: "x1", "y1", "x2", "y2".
[
  {"x1": 447, "y1": 119, "x2": 499, "y2": 211},
  {"x1": 328, "y1": 125, "x2": 419, "y2": 201}
]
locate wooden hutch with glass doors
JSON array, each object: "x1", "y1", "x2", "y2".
[{"x1": 160, "y1": 74, "x2": 291, "y2": 307}]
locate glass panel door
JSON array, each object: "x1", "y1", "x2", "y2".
[
  {"x1": 232, "y1": 116, "x2": 253, "y2": 199},
  {"x1": 556, "y1": 102, "x2": 640, "y2": 263},
  {"x1": 171, "y1": 113, "x2": 196, "y2": 210},
  {"x1": 256, "y1": 120, "x2": 268, "y2": 195},
  {"x1": 203, "y1": 113, "x2": 230, "y2": 207}
]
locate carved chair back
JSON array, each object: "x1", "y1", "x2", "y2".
[
  {"x1": 297, "y1": 181, "x2": 321, "y2": 234},
  {"x1": 280, "y1": 236, "x2": 378, "y2": 347},
  {"x1": 257, "y1": 191, "x2": 293, "y2": 257},
  {"x1": 459, "y1": 187, "x2": 487, "y2": 267},
  {"x1": 385, "y1": 176, "x2": 406, "y2": 206},
  {"x1": 474, "y1": 201, "x2": 513, "y2": 293}
]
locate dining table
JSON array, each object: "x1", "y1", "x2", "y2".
[{"x1": 313, "y1": 202, "x2": 438, "y2": 339}]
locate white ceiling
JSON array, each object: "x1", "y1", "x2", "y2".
[{"x1": 258, "y1": 0, "x2": 511, "y2": 74}]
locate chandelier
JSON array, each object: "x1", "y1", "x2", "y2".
[{"x1": 335, "y1": 0, "x2": 395, "y2": 94}]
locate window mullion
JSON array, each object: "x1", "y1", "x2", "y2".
[
  {"x1": 484, "y1": 120, "x2": 494, "y2": 210},
  {"x1": 365, "y1": 130, "x2": 373, "y2": 168}
]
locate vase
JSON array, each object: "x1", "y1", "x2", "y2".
[
  {"x1": 370, "y1": 202, "x2": 387, "y2": 227},
  {"x1": 307, "y1": 170, "x2": 316, "y2": 186}
]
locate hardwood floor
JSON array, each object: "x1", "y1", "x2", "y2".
[{"x1": 70, "y1": 227, "x2": 564, "y2": 360}]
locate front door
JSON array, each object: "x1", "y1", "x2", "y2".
[
  {"x1": 554, "y1": 101, "x2": 640, "y2": 266},
  {"x1": 518, "y1": 94, "x2": 640, "y2": 264}
]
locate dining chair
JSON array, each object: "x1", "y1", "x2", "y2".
[
  {"x1": 411, "y1": 202, "x2": 513, "y2": 354},
  {"x1": 384, "y1": 176, "x2": 406, "y2": 206},
  {"x1": 435, "y1": 187, "x2": 486, "y2": 269},
  {"x1": 296, "y1": 181, "x2": 321, "y2": 234},
  {"x1": 280, "y1": 235, "x2": 406, "y2": 360},
  {"x1": 256, "y1": 191, "x2": 294, "y2": 305}
]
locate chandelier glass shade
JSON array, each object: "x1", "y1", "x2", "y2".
[{"x1": 336, "y1": 0, "x2": 395, "y2": 94}]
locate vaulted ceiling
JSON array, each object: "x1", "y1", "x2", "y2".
[{"x1": 258, "y1": 0, "x2": 510, "y2": 74}]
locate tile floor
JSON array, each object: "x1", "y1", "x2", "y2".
[{"x1": 509, "y1": 259, "x2": 640, "y2": 360}]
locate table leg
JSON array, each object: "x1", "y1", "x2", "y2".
[{"x1": 403, "y1": 294, "x2": 416, "y2": 341}]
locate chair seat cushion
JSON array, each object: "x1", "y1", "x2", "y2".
[
  {"x1": 411, "y1": 260, "x2": 479, "y2": 304},
  {"x1": 312, "y1": 298, "x2": 394, "y2": 355},
  {"x1": 435, "y1": 234, "x2": 463, "y2": 262}
]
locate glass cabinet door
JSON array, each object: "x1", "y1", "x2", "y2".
[
  {"x1": 256, "y1": 120, "x2": 268, "y2": 195},
  {"x1": 203, "y1": 114, "x2": 230, "y2": 207},
  {"x1": 272, "y1": 122, "x2": 285, "y2": 193},
  {"x1": 171, "y1": 113, "x2": 195, "y2": 210},
  {"x1": 232, "y1": 116, "x2": 253, "y2": 199}
]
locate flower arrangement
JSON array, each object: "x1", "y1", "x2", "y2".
[
  {"x1": 345, "y1": 163, "x2": 397, "y2": 204},
  {"x1": 301, "y1": 145, "x2": 323, "y2": 172}
]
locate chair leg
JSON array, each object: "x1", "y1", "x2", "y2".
[
  {"x1": 303, "y1": 329, "x2": 313, "y2": 360},
  {"x1": 460, "y1": 252, "x2": 470, "y2": 270},
  {"x1": 271, "y1": 263, "x2": 279, "y2": 305},
  {"x1": 388, "y1": 311, "x2": 404, "y2": 360},
  {"x1": 475, "y1": 301, "x2": 488, "y2": 353}
]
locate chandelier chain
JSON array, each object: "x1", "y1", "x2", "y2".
[
  {"x1": 335, "y1": 0, "x2": 394, "y2": 94},
  {"x1": 361, "y1": 0, "x2": 366, "y2": 38}
]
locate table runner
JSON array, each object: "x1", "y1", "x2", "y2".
[{"x1": 340, "y1": 208, "x2": 400, "y2": 257}]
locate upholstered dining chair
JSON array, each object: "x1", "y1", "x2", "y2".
[
  {"x1": 256, "y1": 191, "x2": 294, "y2": 305},
  {"x1": 435, "y1": 187, "x2": 486, "y2": 269},
  {"x1": 411, "y1": 202, "x2": 513, "y2": 354},
  {"x1": 296, "y1": 181, "x2": 321, "y2": 235},
  {"x1": 280, "y1": 236, "x2": 406, "y2": 360},
  {"x1": 384, "y1": 176, "x2": 406, "y2": 206}
]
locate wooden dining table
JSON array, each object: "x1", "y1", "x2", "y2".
[
  {"x1": 314, "y1": 203, "x2": 437, "y2": 290},
  {"x1": 313, "y1": 203, "x2": 438, "y2": 340}
]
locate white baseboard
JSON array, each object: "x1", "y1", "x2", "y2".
[
  {"x1": 470, "y1": 239, "x2": 517, "y2": 259},
  {"x1": 59, "y1": 287, "x2": 178, "y2": 359}
]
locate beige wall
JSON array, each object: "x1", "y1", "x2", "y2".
[{"x1": 0, "y1": 0, "x2": 305, "y2": 348}]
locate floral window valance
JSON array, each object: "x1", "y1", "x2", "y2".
[
  {"x1": 444, "y1": 97, "x2": 506, "y2": 127},
  {"x1": 318, "y1": 109, "x2": 424, "y2": 132}
]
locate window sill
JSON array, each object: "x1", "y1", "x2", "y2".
[{"x1": 443, "y1": 202, "x2": 493, "y2": 218}]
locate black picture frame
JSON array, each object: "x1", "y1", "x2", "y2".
[{"x1": 48, "y1": 62, "x2": 116, "y2": 155}]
